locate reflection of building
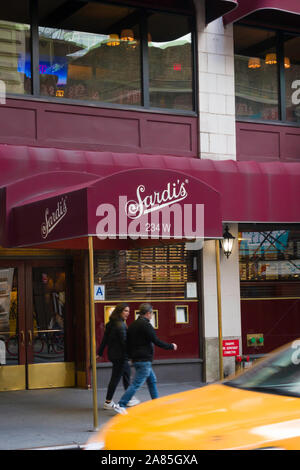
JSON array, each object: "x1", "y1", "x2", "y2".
[{"x1": 0, "y1": 21, "x2": 29, "y2": 94}]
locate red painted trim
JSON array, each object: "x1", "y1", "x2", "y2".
[
  {"x1": 0, "y1": 98, "x2": 198, "y2": 158},
  {"x1": 224, "y1": 0, "x2": 300, "y2": 25},
  {"x1": 236, "y1": 121, "x2": 300, "y2": 162}
]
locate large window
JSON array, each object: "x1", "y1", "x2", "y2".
[
  {"x1": 239, "y1": 227, "x2": 300, "y2": 298},
  {"x1": 0, "y1": 1, "x2": 195, "y2": 112},
  {"x1": 94, "y1": 245, "x2": 197, "y2": 300},
  {"x1": 234, "y1": 25, "x2": 300, "y2": 124},
  {"x1": 38, "y1": 2, "x2": 141, "y2": 105},
  {"x1": 148, "y1": 13, "x2": 193, "y2": 110}
]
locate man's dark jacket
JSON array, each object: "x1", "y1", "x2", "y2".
[
  {"x1": 98, "y1": 319, "x2": 127, "y2": 363},
  {"x1": 127, "y1": 316, "x2": 174, "y2": 362}
]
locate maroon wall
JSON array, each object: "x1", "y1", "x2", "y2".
[
  {"x1": 95, "y1": 301, "x2": 200, "y2": 361},
  {"x1": 241, "y1": 299, "x2": 300, "y2": 355},
  {"x1": 236, "y1": 121, "x2": 300, "y2": 162},
  {"x1": 0, "y1": 98, "x2": 198, "y2": 158}
]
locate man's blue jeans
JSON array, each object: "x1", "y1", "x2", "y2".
[{"x1": 119, "y1": 361, "x2": 158, "y2": 407}]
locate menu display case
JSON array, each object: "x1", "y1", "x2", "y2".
[{"x1": 0, "y1": 269, "x2": 14, "y2": 334}]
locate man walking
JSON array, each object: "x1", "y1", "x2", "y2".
[{"x1": 113, "y1": 303, "x2": 177, "y2": 415}]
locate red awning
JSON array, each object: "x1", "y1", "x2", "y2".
[
  {"x1": 2, "y1": 167, "x2": 221, "y2": 248},
  {"x1": 224, "y1": 0, "x2": 300, "y2": 25},
  {"x1": 206, "y1": 0, "x2": 238, "y2": 23},
  {"x1": 1, "y1": 145, "x2": 300, "y2": 248}
]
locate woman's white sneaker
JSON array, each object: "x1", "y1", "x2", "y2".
[{"x1": 103, "y1": 400, "x2": 116, "y2": 410}]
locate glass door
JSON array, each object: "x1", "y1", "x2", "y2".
[
  {"x1": 0, "y1": 262, "x2": 26, "y2": 391},
  {"x1": 0, "y1": 259, "x2": 75, "y2": 391},
  {"x1": 26, "y1": 261, "x2": 75, "y2": 389}
]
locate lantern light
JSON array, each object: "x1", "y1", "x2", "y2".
[
  {"x1": 221, "y1": 225, "x2": 235, "y2": 258},
  {"x1": 121, "y1": 29, "x2": 134, "y2": 42},
  {"x1": 248, "y1": 57, "x2": 261, "y2": 69},
  {"x1": 107, "y1": 34, "x2": 120, "y2": 46}
]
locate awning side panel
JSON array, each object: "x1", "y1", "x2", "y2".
[
  {"x1": 206, "y1": 0, "x2": 238, "y2": 23},
  {"x1": 223, "y1": 0, "x2": 300, "y2": 24}
]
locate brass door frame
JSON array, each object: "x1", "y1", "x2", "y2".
[
  {"x1": 0, "y1": 260, "x2": 26, "y2": 391},
  {"x1": 0, "y1": 258, "x2": 75, "y2": 391}
]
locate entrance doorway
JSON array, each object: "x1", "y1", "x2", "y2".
[{"x1": 0, "y1": 259, "x2": 75, "y2": 390}]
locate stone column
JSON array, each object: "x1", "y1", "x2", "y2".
[
  {"x1": 202, "y1": 225, "x2": 241, "y2": 382},
  {"x1": 194, "y1": 0, "x2": 236, "y2": 161},
  {"x1": 194, "y1": 0, "x2": 241, "y2": 381}
]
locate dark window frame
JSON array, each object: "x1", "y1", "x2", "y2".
[
  {"x1": 2, "y1": 0, "x2": 197, "y2": 116},
  {"x1": 234, "y1": 23, "x2": 300, "y2": 127}
]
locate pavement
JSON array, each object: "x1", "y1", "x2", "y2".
[{"x1": 0, "y1": 381, "x2": 204, "y2": 450}]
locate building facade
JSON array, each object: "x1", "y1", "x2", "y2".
[{"x1": 0, "y1": 0, "x2": 300, "y2": 392}]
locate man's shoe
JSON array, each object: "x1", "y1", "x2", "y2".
[
  {"x1": 127, "y1": 396, "x2": 140, "y2": 407},
  {"x1": 103, "y1": 400, "x2": 116, "y2": 410},
  {"x1": 113, "y1": 404, "x2": 128, "y2": 415}
]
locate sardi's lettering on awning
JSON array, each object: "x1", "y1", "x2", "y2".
[
  {"x1": 95, "y1": 177, "x2": 204, "y2": 240},
  {"x1": 6, "y1": 168, "x2": 222, "y2": 247}
]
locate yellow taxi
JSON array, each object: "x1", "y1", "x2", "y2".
[{"x1": 85, "y1": 340, "x2": 300, "y2": 450}]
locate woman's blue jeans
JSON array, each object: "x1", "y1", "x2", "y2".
[{"x1": 119, "y1": 361, "x2": 158, "y2": 407}]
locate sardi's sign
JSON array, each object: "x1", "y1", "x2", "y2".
[
  {"x1": 41, "y1": 196, "x2": 68, "y2": 239},
  {"x1": 95, "y1": 174, "x2": 205, "y2": 240},
  {"x1": 9, "y1": 168, "x2": 222, "y2": 247}
]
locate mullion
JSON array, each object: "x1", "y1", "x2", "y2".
[
  {"x1": 277, "y1": 31, "x2": 286, "y2": 122},
  {"x1": 140, "y1": 9, "x2": 150, "y2": 108},
  {"x1": 190, "y1": 14, "x2": 198, "y2": 113},
  {"x1": 30, "y1": 0, "x2": 40, "y2": 96}
]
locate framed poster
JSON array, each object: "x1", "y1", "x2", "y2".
[
  {"x1": 104, "y1": 305, "x2": 116, "y2": 324},
  {"x1": 186, "y1": 282, "x2": 197, "y2": 298},
  {"x1": 175, "y1": 305, "x2": 189, "y2": 324},
  {"x1": 135, "y1": 309, "x2": 158, "y2": 329}
]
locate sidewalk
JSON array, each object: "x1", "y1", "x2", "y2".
[{"x1": 0, "y1": 381, "x2": 203, "y2": 450}]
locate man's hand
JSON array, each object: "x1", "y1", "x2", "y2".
[{"x1": 172, "y1": 343, "x2": 178, "y2": 351}]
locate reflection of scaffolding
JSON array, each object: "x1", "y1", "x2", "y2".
[
  {"x1": 235, "y1": 86, "x2": 277, "y2": 104},
  {"x1": 239, "y1": 230, "x2": 300, "y2": 281}
]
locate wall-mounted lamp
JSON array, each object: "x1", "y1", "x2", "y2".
[{"x1": 221, "y1": 225, "x2": 235, "y2": 258}]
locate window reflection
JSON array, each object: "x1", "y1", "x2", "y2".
[
  {"x1": 239, "y1": 229, "x2": 300, "y2": 298},
  {"x1": 33, "y1": 268, "x2": 65, "y2": 363},
  {"x1": 284, "y1": 34, "x2": 300, "y2": 123},
  {"x1": 0, "y1": 20, "x2": 31, "y2": 95},
  {"x1": 38, "y1": 2, "x2": 141, "y2": 105},
  {"x1": 0, "y1": 268, "x2": 18, "y2": 366},
  {"x1": 234, "y1": 25, "x2": 279, "y2": 121},
  {"x1": 148, "y1": 13, "x2": 193, "y2": 110}
]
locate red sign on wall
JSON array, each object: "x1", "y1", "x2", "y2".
[
  {"x1": 223, "y1": 339, "x2": 239, "y2": 357},
  {"x1": 173, "y1": 63, "x2": 182, "y2": 71}
]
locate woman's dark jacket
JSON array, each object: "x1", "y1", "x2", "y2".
[{"x1": 98, "y1": 318, "x2": 127, "y2": 363}]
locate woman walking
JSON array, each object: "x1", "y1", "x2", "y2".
[{"x1": 98, "y1": 303, "x2": 140, "y2": 410}]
